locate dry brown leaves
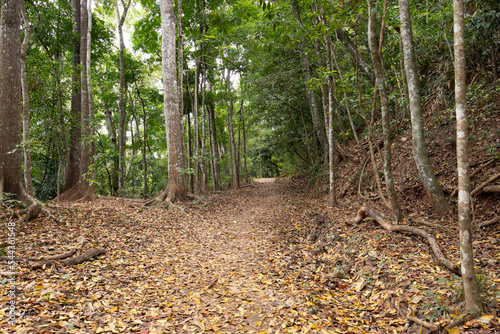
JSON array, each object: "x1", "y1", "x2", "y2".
[{"x1": 1, "y1": 179, "x2": 499, "y2": 333}]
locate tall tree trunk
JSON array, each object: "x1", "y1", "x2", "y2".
[
  {"x1": 115, "y1": 0, "x2": 132, "y2": 192},
  {"x1": 79, "y1": 0, "x2": 91, "y2": 197},
  {"x1": 136, "y1": 83, "x2": 149, "y2": 197},
  {"x1": 87, "y1": 0, "x2": 95, "y2": 195},
  {"x1": 193, "y1": 57, "x2": 201, "y2": 194},
  {"x1": 207, "y1": 82, "x2": 221, "y2": 190},
  {"x1": 0, "y1": 0, "x2": 25, "y2": 201},
  {"x1": 225, "y1": 67, "x2": 239, "y2": 190},
  {"x1": 368, "y1": 0, "x2": 401, "y2": 222},
  {"x1": 454, "y1": 0, "x2": 482, "y2": 314},
  {"x1": 20, "y1": 1, "x2": 33, "y2": 196},
  {"x1": 201, "y1": 66, "x2": 208, "y2": 194},
  {"x1": 399, "y1": 0, "x2": 450, "y2": 215},
  {"x1": 99, "y1": 85, "x2": 119, "y2": 194},
  {"x1": 159, "y1": 0, "x2": 187, "y2": 202},
  {"x1": 290, "y1": 0, "x2": 328, "y2": 158},
  {"x1": 64, "y1": 0, "x2": 82, "y2": 193}
]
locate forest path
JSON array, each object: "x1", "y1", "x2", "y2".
[{"x1": 147, "y1": 178, "x2": 294, "y2": 332}]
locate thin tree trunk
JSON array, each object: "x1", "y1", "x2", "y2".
[
  {"x1": 290, "y1": 0, "x2": 328, "y2": 157},
  {"x1": 87, "y1": 0, "x2": 95, "y2": 196},
  {"x1": 335, "y1": 27, "x2": 376, "y2": 85},
  {"x1": 136, "y1": 83, "x2": 149, "y2": 196},
  {"x1": 399, "y1": 0, "x2": 450, "y2": 215},
  {"x1": 99, "y1": 85, "x2": 119, "y2": 194},
  {"x1": 185, "y1": 79, "x2": 194, "y2": 193},
  {"x1": 201, "y1": 65, "x2": 208, "y2": 194},
  {"x1": 115, "y1": 0, "x2": 132, "y2": 192},
  {"x1": 20, "y1": 1, "x2": 33, "y2": 196},
  {"x1": 80, "y1": 0, "x2": 91, "y2": 197},
  {"x1": 207, "y1": 82, "x2": 221, "y2": 190},
  {"x1": 454, "y1": 0, "x2": 482, "y2": 314},
  {"x1": 225, "y1": 67, "x2": 239, "y2": 189},
  {"x1": 368, "y1": 0, "x2": 401, "y2": 222},
  {"x1": 193, "y1": 57, "x2": 201, "y2": 194}
]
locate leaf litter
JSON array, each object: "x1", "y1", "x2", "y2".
[{"x1": 1, "y1": 178, "x2": 499, "y2": 333}]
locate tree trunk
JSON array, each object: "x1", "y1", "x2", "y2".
[
  {"x1": 454, "y1": 0, "x2": 482, "y2": 314},
  {"x1": 324, "y1": 32, "x2": 337, "y2": 207},
  {"x1": 399, "y1": 0, "x2": 450, "y2": 215},
  {"x1": 201, "y1": 66, "x2": 208, "y2": 194},
  {"x1": 207, "y1": 82, "x2": 221, "y2": 190},
  {"x1": 87, "y1": 0, "x2": 95, "y2": 196},
  {"x1": 368, "y1": 0, "x2": 401, "y2": 222},
  {"x1": 64, "y1": 0, "x2": 82, "y2": 193},
  {"x1": 99, "y1": 85, "x2": 119, "y2": 194},
  {"x1": 79, "y1": 0, "x2": 91, "y2": 197},
  {"x1": 159, "y1": 0, "x2": 187, "y2": 202},
  {"x1": 115, "y1": 0, "x2": 132, "y2": 192},
  {"x1": 20, "y1": 1, "x2": 33, "y2": 196},
  {"x1": 226, "y1": 67, "x2": 239, "y2": 190},
  {"x1": 0, "y1": 0, "x2": 25, "y2": 201},
  {"x1": 290, "y1": 0, "x2": 328, "y2": 158},
  {"x1": 136, "y1": 83, "x2": 149, "y2": 197},
  {"x1": 193, "y1": 56, "x2": 201, "y2": 194},
  {"x1": 335, "y1": 27, "x2": 376, "y2": 85}
]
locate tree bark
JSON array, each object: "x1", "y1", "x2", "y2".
[
  {"x1": 193, "y1": 56, "x2": 201, "y2": 194},
  {"x1": 115, "y1": 0, "x2": 132, "y2": 192},
  {"x1": 64, "y1": 0, "x2": 82, "y2": 193},
  {"x1": 290, "y1": 0, "x2": 328, "y2": 158},
  {"x1": 159, "y1": 0, "x2": 187, "y2": 203},
  {"x1": 335, "y1": 27, "x2": 376, "y2": 85},
  {"x1": 399, "y1": 0, "x2": 450, "y2": 215},
  {"x1": 0, "y1": 0, "x2": 25, "y2": 200},
  {"x1": 207, "y1": 82, "x2": 221, "y2": 190},
  {"x1": 454, "y1": 0, "x2": 482, "y2": 314},
  {"x1": 368, "y1": 0, "x2": 401, "y2": 222},
  {"x1": 225, "y1": 67, "x2": 240, "y2": 190},
  {"x1": 20, "y1": 1, "x2": 33, "y2": 196}
]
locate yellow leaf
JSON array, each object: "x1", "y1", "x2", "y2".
[
  {"x1": 446, "y1": 327, "x2": 460, "y2": 334},
  {"x1": 478, "y1": 314, "x2": 494, "y2": 324}
]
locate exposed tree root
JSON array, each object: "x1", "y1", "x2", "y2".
[
  {"x1": 440, "y1": 312, "x2": 482, "y2": 334},
  {"x1": 352, "y1": 206, "x2": 460, "y2": 275},
  {"x1": 481, "y1": 185, "x2": 500, "y2": 193},
  {"x1": 471, "y1": 171, "x2": 500, "y2": 196},
  {"x1": 29, "y1": 248, "x2": 106, "y2": 269},
  {"x1": 406, "y1": 309, "x2": 439, "y2": 332},
  {"x1": 479, "y1": 215, "x2": 500, "y2": 228}
]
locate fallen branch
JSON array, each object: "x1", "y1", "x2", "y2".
[
  {"x1": 479, "y1": 215, "x2": 500, "y2": 228},
  {"x1": 0, "y1": 271, "x2": 20, "y2": 276},
  {"x1": 352, "y1": 206, "x2": 460, "y2": 275},
  {"x1": 471, "y1": 171, "x2": 500, "y2": 196}
]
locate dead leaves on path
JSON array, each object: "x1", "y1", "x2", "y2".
[{"x1": 1, "y1": 182, "x2": 499, "y2": 333}]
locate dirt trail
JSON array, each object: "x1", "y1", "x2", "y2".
[{"x1": 148, "y1": 178, "x2": 292, "y2": 332}]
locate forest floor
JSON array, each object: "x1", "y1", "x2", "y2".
[{"x1": 1, "y1": 177, "x2": 500, "y2": 333}]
